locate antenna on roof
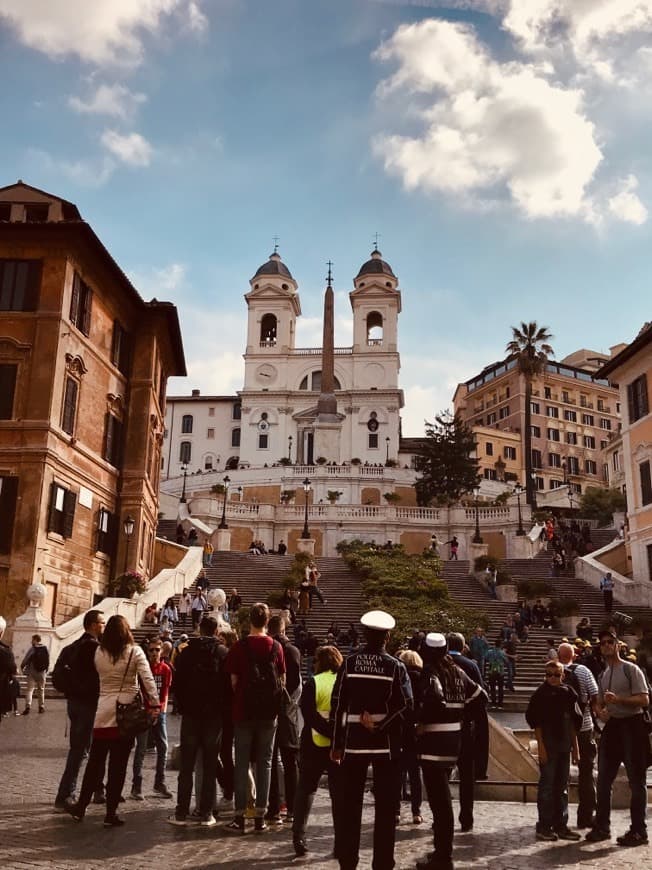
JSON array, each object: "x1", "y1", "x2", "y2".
[{"x1": 326, "y1": 260, "x2": 333, "y2": 287}]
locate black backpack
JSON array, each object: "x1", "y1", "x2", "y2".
[
  {"x1": 563, "y1": 664, "x2": 588, "y2": 713},
  {"x1": 175, "y1": 638, "x2": 223, "y2": 717},
  {"x1": 32, "y1": 645, "x2": 49, "y2": 673},
  {"x1": 52, "y1": 639, "x2": 83, "y2": 696},
  {"x1": 242, "y1": 638, "x2": 283, "y2": 721}
]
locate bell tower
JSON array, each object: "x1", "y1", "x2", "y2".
[
  {"x1": 350, "y1": 248, "x2": 401, "y2": 354},
  {"x1": 244, "y1": 251, "x2": 300, "y2": 355}
]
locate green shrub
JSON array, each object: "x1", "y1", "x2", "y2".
[
  {"x1": 473, "y1": 555, "x2": 498, "y2": 573},
  {"x1": 496, "y1": 569, "x2": 513, "y2": 586},
  {"x1": 550, "y1": 597, "x2": 580, "y2": 617},
  {"x1": 517, "y1": 579, "x2": 554, "y2": 599}
]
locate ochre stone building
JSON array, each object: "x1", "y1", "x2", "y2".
[{"x1": 0, "y1": 181, "x2": 185, "y2": 626}]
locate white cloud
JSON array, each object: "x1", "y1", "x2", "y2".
[
  {"x1": 0, "y1": 0, "x2": 208, "y2": 66},
  {"x1": 373, "y1": 19, "x2": 603, "y2": 220},
  {"x1": 608, "y1": 174, "x2": 648, "y2": 225},
  {"x1": 26, "y1": 147, "x2": 116, "y2": 188},
  {"x1": 101, "y1": 129, "x2": 153, "y2": 166},
  {"x1": 68, "y1": 83, "x2": 147, "y2": 119}
]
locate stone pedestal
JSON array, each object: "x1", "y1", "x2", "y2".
[
  {"x1": 313, "y1": 421, "x2": 342, "y2": 465},
  {"x1": 510, "y1": 533, "x2": 535, "y2": 559},
  {"x1": 496, "y1": 584, "x2": 518, "y2": 603},
  {"x1": 296, "y1": 537, "x2": 316, "y2": 556},
  {"x1": 215, "y1": 529, "x2": 231, "y2": 552},
  {"x1": 12, "y1": 582, "x2": 55, "y2": 666}
]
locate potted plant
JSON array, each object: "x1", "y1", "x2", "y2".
[
  {"x1": 108, "y1": 571, "x2": 147, "y2": 599},
  {"x1": 278, "y1": 456, "x2": 292, "y2": 466},
  {"x1": 495, "y1": 569, "x2": 518, "y2": 602},
  {"x1": 550, "y1": 597, "x2": 580, "y2": 635},
  {"x1": 280, "y1": 489, "x2": 295, "y2": 505},
  {"x1": 350, "y1": 457, "x2": 361, "y2": 466},
  {"x1": 383, "y1": 492, "x2": 401, "y2": 504},
  {"x1": 315, "y1": 456, "x2": 328, "y2": 465},
  {"x1": 517, "y1": 579, "x2": 554, "y2": 603},
  {"x1": 327, "y1": 490, "x2": 343, "y2": 504}
]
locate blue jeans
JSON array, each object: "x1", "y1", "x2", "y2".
[
  {"x1": 233, "y1": 719, "x2": 277, "y2": 815},
  {"x1": 55, "y1": 698, "x2": 96, "y2": 802},
  {"x1": 537, "y1": 749, "x2": 570, "y2": 832},
  {"x1": 595, "y1": 715, "x2": 648, "y2": 834},
  {"x1": 132, "y1": 712, "x2": 168, "y2": 791},
  {"x1": 176, "y1": 715, "x2": 222, "y2": 818}
]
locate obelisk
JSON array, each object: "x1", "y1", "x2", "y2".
[{"x1": 313, "y1": 262, "x2": 343, "y2": 461}]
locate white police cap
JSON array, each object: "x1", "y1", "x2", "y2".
[
  {"x1": 425, "y1": 632, "x2": 447, "y2": 648},
  {"x1": 360, "y1": 610, "x2": 395, "y2": 631}
]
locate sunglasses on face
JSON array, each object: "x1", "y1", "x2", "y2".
[
  {"x1": 545, "y1": 672, "x2": 562, "y2": 678},
  {"x1": 600, "y1": 639, "x2": 616, "y2": 646}
]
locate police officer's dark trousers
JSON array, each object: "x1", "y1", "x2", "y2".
[
  {"x1": 331, "y1": 755, "x2": 400, "y2": 870},
  {"x1": 422, "y1": 764, "x2": 454, "y2": 865}
]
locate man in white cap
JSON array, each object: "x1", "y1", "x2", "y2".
[
  {"x1": 329, "y1": 609, "x2": 412, "y2": 870},
  {"x1": 415, "y1": 632, "x2": 483, "y2": 870}
]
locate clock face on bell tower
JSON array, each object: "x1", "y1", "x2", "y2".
[{"x1": 255, "y1": 363, "x2": 277, "y2": 385}]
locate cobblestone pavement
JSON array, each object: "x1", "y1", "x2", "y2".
[{"x1": 1, "y1": 700, "x2": 647, "y2": 869}]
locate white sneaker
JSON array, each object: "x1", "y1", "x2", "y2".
[{"x1": 200, "y1": 814, "x2": 217, "y2": 827}]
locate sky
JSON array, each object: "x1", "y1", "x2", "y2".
[{"x1": 1, "y1": 0, "x2": 651, "y2": 436}]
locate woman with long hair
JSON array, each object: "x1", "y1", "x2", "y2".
[
  {"x1": 291, "y1": 644, "x2": 343, "y2": 857},
  {"x1": 68, "y1": 614, "x2": 159, "y2": 827},
  {"x1": 397, "y1": 649, "x2": 424, "y2": 824}
]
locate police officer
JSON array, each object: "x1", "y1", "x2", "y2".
[
  {"x1": 446, "y1": 632, "x2": 489, "y2": 832},
  {"x1": 416, "y1": 632, "x2": 483, "y2": 870},
  {"x1": 329, "y1": 610, "x2": 412, "y2": 870}
]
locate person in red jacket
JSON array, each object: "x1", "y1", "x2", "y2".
[{"x1": 130, "y1": 635, "x2": 173, "y2": 800}]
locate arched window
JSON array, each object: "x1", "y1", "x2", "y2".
[
  {"x1": 231, "y1": 428, "x2": 241, "y2": 448},
  {"x1": 260, "y1": 313, "x2": 277, "y2": 346},
  {"x1": 179, "y1": 441, "x2": 191, "y2": 463},
  {"x1": 181, "y1": 414, "x2": 193, "y2": 434},
  {"x1": 204, "y1": 454, "x2": 215, "y2": 470},
  {"x1": 232, "y1": 403, "x2": 241, "y2": 420},
  {"x1": 299, "y1": 371, "x2": 342, "y2": 390},
  {"x1": 366, "y1": 311, "x2": 383, "y2": 345}
]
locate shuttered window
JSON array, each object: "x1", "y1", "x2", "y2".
[
  {"x1": 61, "y1": 377, "x2": 78, "y2": 435},
  {"x1": 0, "y1": 364, "x2": 17, "y2": 419},
  {"x1": 641, "y1": 461, "x2": 652, "y2": 507},
  {"x1": 0, "y1": 475, "x2": 19, "y2": 553},
  {"x1": 104, "y1": 413, "x2": 124, "y2": 467},
  {"x1": 111, "y1": 320, "x2": 130, "y2": 375},
  {"x1": 47, "y1": 482, "x2": 76, "y2": 538},
  {"x1": 97, "y1": 507, "x2": 116, "y2": 555},
  {"x1": 627, "y1": 374, "x2": 649, "y2": 424},
  {"x1": 0, "y1": 259, "x2": 42, "y2": 311},
  {"x1": 70, "y1": 273, "x2": 93, "y2": 336}
]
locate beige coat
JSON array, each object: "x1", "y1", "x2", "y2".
[{"x1": 93, "y1": 644, "x2": 159, "y2": 730}]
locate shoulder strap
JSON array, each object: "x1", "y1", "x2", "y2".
[{"x1": 118, "y1": 648, "x2": 134, "y2": 694}]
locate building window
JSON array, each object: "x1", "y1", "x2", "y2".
[
  {"x1": 530, "y1": 402, "x2": 540, "y2": 415},
  {"x1": 585, "y1": 459, "x2": 597, "y2": 475},
  {"x1": 567, "y1": 456, "x2": 580, "y2": 475},
  {"x1": 487, "y1": 412, "x2": 497, "y2": 425},
  {"x1": 61, "y1": 377, "x2": 79, "y2": 435},
  {"x1": 97, "y1": 507, "x2": 115, "y2": 555},
  {"x1": 535, "y1": 476, "x2": 545, "y2": 491},
  {"x1": 369, "y1": 433, "x2": 379, "y2": 449},
  {"x1": 232, "y1": 403, "x2": 241, "y2": 420},
  {"x1": 531, "y1": 425, "x2": 541, "y2": 437},
  {"x1": 566, "y1": 432, "x2": 578, "y2": 445},
  {"x1": 613, "y1": 452, "x2": 620, "y2": 471},
  {"x1": 25, "y1": 203, "x2": 49, "y2": 222},
  {"x1": 47, "y1": 482, "x2": 76, "y2": 538},
  {"x1": 231, "y1": 428, "x2": 240, "y2": 448},
  {"x1": 208, "y1": 406, "x2": 215, "y2": 417},
  {"x1": 111, "y1": 321, "x2": 130, "y2": 375},
  {"x1": 70, "y1": 273, "x2": 92, "y2": 336},
  {"x1": 549, "y1": 479, "x2": 563, "y2": 489},
  {"x1": 0, "y1": 364, "x2": 17, "y2": 419},
  {"x1": 204, "y1": 455, "x2": 214, "y2": 470},
  {"x1": 0, "y1": 475, "x2": 19, "y2": 554},
  {"x1": 562, "y1": 390, "x2": 571, "y2": 403},
  {"x1": 104, "y1": 414, "x2": 123, "y2": 467},
  {"x1": 179, "y1": 441, "x2": 192, "y2": 464},
  {"x1": 260, "y1": 313, "x2": 277, "y2": 345},
  {"x1": 181, "y1": 414, "x2": 193, "y2": 434},
  {"x1": 0, "y1": 258, "x2": 42, "y2": 311},
  {"x1": 544, "y1": 387, "x2": 552, "y2": 399},
  {"x1": 366, "y1": 311, "x2": 384, "y2": 344},
  {"x1": 582, "y1": 413, "x2": 594, "y2": 426},
  {"x1": 627, "y1": 374, "x2": 649, "y2": 424},
  {"x1": 499, "y1": 405, "x2": 510, "y2": 419},
  {"x1": 549, "y1": 452, "x2": 561, "y2": 468},
  {"x1": 484, "y1": 468, "x2": 497, "y2": 480},
  {"x1": 207, "y1": 428, "x2": 215, "y2": 439},
  {"x1": 299, "y1": 371, "x2": 342, "y2": 391},
  {"x1": 546, "y1": 406, "x2": 559, "y2": 418},
  {"x1": 584, "y1": 435, "x2": 596, "y2": 449},
  {"x1": 640, "y1": 460, "x2": 652, "y2": 506},
  {"x1": 504, "y1": 446, "x2": 516, "y2": 460},
  {"x1": 597, "y1": 399, "x2": 605, "y2": 412},
  {"x1": 0, "y1": 203, "x2": 11, "y2": 221},
  {"x1": 485, "y1": 442, "x2": 493, "y2": 456},
  {"x1": 600, "y1": 439, "x2": 608, "y2": 450},
  {"x1": 563, "y1": 409, "x2": 577, "y2": 422},
  {"x1": 532, "y1": 449, "x2": 543, "y2": 468},
  {"x1": 258, "y1": 433, "x2": 269, "y2": 449},
  {"x1": 600, "y1": 418, "x2": 612, "y2": 430},
  {"x1": 547, "y1": 428, "x2": 560, "y2": 442}
]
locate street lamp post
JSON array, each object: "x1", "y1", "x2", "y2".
[
  {"x1": 385, "y1": 436, "x2": 390, "y2": 465},
  {"x1": 218, "y1": 475, "x2": 231, "y2": 529},
  {"x1": 301, "y1": 477, "x2": 311, "y2": 539},
  {"x1": 472, "y1": 486, "x2": 483, "y2": 544},
  {"x1": 530, "y1": 472, "x2": 538, "y2": 511},
  {"x1": 568, "y1": 487, "x2": 575, "y2": 512},
  {"x1": 180, "y1": 463, "x2": 188, "y2": 503},
  {"x1": 288, "y1": 435, "x2": 293, "y2": 462},
  {"x1": 237, "y1": 486, "x2": 243, "y2": 502},
  {"x1": 514, "y1": 483, "x2": 525, "y2": 535},
  {"x1": 122, "y1": 514, "x2": 135, "y2": 574}
]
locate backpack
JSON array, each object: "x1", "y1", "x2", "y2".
[
  {"x1": 564, "y1": 664, "x2": 588, "y2": 714},
  {"x1": 175, "y1": 638, "x2": 223, "y2": 716},
  {"x1": 487, "y1": 651, "x2": 505, "y2": 677},
  {"x1": 31, "y1": 645, "x2": 49, "y2": 673},
  {"x1": 52, "y1": 639, "x2": 85, "y2": 696},
  {"x1": 242, "y1": 638, "x2": 283, "y2": 721}
]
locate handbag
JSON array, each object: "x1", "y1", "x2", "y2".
[{"x1": 115, "y1": 649, "x2": 153, "y2": 738}]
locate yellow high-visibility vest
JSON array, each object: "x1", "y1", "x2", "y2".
[{"x1": 312, "y1": 670, "x2": 337, "y2": 747}]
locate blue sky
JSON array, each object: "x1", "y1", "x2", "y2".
[{"x1": 1, "y1": 0, "x2": 651, "y2": 435}]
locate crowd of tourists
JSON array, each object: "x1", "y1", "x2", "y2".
[{"x1": 1, "y1": 574, "x2": 650, "y2": 868}]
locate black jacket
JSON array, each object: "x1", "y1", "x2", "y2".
[{"x1": 174, "y1": 636, "x2": 227, "y2": 718}]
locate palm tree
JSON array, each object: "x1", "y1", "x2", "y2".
[{"x1": 506, "y1": 322, "x2": 554, "y2": 507}]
